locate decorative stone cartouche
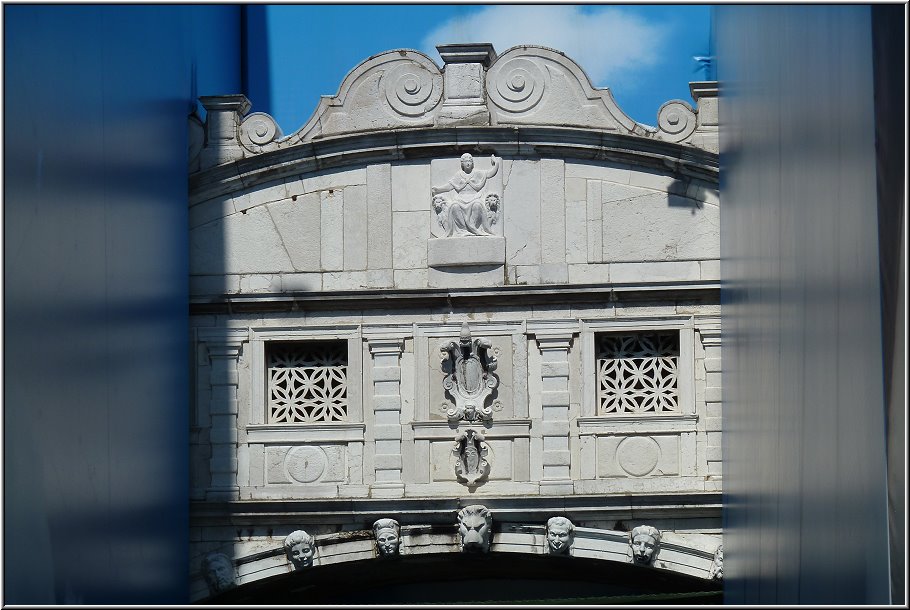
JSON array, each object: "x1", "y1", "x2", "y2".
[{"x1": 440, "y1": 322, "x2": 499, "y2": 424}]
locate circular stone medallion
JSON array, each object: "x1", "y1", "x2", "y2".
[
  {"x1": 616, "y1": 436, "x2": 660, "y2": 477},
  {"x1": 286, "y1": 446, "x2": 327, "y2": 483}
]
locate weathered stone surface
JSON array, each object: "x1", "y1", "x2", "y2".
[
  {"x1": 427, "y1": 236, "x2": 504, "y2": 267},
  {"x1": 503, "y1": 160, "x2": 541, "y2": 266},
  {"x1": 191, "y1": 205, "x2": 293, "y2": 275},
  {"x1": 601, "y1": 184, "x2": 719, "y2": 263},
  {"x1": 268, "y1": 193, "x2": 321, "y2": 271},
  {"x1": 540, "y1": 159, "x2": 566, "y2": 265},
  {"x1": 367, "y1": 164, "x2": 393, "y2": 269}
]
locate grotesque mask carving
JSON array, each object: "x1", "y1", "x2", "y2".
[
  {"x1": 458, "y1": 504, "x2": 492, "y2": 552},
  {"x1": 284, "y1": 530, "x2": 316, "y2": 570},
  {"x1": 630, "y1": 525, "x2": 661, "y2": 565},
  {"x1": 709, "y1": 544, "x2": 723, "y2": 580},
  {"x1": 440, "y1": 322, "x2": 499, "y2": 423},
  {"x1": 373, "y1": 518, "x2": 401, "y2": 557},
  {"x1": 202, "y1": 552, "x2": 235, "y2": 595},
  {"x1": 546, "y1": 516, "x2": 575, "y2": 555}
]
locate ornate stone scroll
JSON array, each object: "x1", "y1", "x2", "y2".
[
  {"x1": 458, "y1": 504, "x2": 492, "y2": 553},
  {"x1": 629, "y1": 525, "x2": 661, "y2": 566},
  {"x1": 452, "y1": 428, "x2": 490, "y2": 485},
  {"x1": 546, "y1": 517, "x2": 575, "y2": 555},
  {"x1": 202, "y1": 552, "x2": 236, "y2": 595},
  {"x1": 373, "y1": 518, "x2": 401, "y2": 557},
  {"x1": 709, "y1": 544, "x2": 723, "y2": 580},
  {"x1": 440, "y1": 322, "x2": 499, "y2": 423},
  {"x1": 284, "y1": 530, "x2": 316, "y2": 570}
]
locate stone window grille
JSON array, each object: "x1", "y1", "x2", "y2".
[
  {"x1": 596, "y1": 331, "x2": 679, "y2": 414},
  {"x1": 266, "y1": 341, "x2": 348, "y2": 423}
]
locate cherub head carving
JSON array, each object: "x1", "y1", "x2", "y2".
[
  {"x1": 202, "y1": 552, "x2": 235, "y2": 595},
  {"x1": 630, "y1": 525, "x2": 661, "y2": 565},
  {"x1": 283, "y1": 530, "x2": 315, "y2": 570},
  {"x1": 432, "y1": 194, "x2": 447, "y2": 214},
  {"x1": 458, "y1": 504, "x2": 492, "y2": 553},
  {"x1": 546, "y1": 516, "x2": 575, "y2": 554},
  {"x1": 373, "y1": 518, "x2": 401, "y2": 557}
]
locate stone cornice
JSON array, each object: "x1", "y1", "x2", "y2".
[
  {"x1": 189, "y1": 126, "x2": 718, "y2": 206},
  {"x1": 189, "y1": 281, "x2": 720, "y2": 316},
  {"x1": 190, "y1": 492, "x2": 722, "y2": 526}
]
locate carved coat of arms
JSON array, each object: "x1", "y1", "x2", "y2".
[{"x1": 440, "y1": 322, "x2": 499, "y2": 423}]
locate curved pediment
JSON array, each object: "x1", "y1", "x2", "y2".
[
  {"x1": 238, "y1": 48, "x2": 445, "y2": 153},
  {"x1": 194, "y1": 42, "x2": 717, "y2": 171},
  {"x1": 486, "y1": 45, "x2": 641, "y2": 134}
]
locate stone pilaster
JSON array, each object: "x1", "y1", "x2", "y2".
[
  {"x1": 535, "y1": 334, "x2": 575, "y2": 495},
  {"x1": 435, "y1": 43, "x2": 496, "y2": 126},
  {"x1": 201, "y1": 329, "x2": 247, "y2": 501},
  {"x1": 199, "y1": 94, "x2": 251, "y2": 169},
  {"x1": 369, "y1": 338, "x2": 405, "y2": 498}
]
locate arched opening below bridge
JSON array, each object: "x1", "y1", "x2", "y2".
[{"x1": 202, "y1": 552, "x2": 722, "y2": 604}]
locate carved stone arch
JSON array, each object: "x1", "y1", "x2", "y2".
[
  {"x1": 291, "y1": 49, "x2": 444, "y2": 142},
  {"x1": 205, "y1": 552, "x2": 722, "y2": 604},
  {"x1": 485, "y1": 45, "x2": 644, "y2": 135}
]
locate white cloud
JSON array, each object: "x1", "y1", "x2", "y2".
[{"x1": 421, "y1": 5, "x2": 669, "y2": 89}]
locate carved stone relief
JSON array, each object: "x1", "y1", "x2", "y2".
[
  {"x1": 266, "y1": 445, "x2": 346, "y2": 484},
  {"x1": 458, "y1": 504, "x2": 493, "y2": 553},
  {"x1": 373, "y1": 518, "x2": 401, "y2": 557},
  {"x1": 284, "y1": 530, "x2": 316, "y2": 570},
  {"x1": 629, "y1": 525, "x2": 661, "y2": 566},
  {"x1": 709, "y1": 544, "x2": 723, "y2": 580},
  {"x1": 546, "y1": 516, "x2": 575, "y2": 555},
  {"x1": 452, "y1": 428, "x2": 490, "y2": 485},
  {"x1": 430, "y1": 154, "x2": 502, "y2": 238},
  {"x1": 202, "y1": 552, "x2": 236, "y2": 595},
  {"x1": 440, "y1": 322, "x2": 499, "y2": 423}
]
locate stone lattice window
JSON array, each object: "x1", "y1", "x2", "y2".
[
  {"x1": 267, "y1": 341, "x2": 348, "y2": 423},
  {"x1": 596, "y1": 331, "x2": 679, "y2": 414}
]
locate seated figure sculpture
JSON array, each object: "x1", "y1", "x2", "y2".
[
  {"x1": 431, "y1": 153, "x2": 500, "y2": 237},
  {"x1": 284, "y1": 530, "x2": 316, "y2": 570},
  {"x1": 630, "y1": 525, "x2": 661, "y2": 566}
]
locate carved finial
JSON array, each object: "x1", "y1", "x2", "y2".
[{"x1": 460, "y1": 321, "x2": 471, "y2": 343}]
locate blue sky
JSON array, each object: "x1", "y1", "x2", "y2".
[{"x1": 247, "y1": 5, "x2": 712, "y2": 132}]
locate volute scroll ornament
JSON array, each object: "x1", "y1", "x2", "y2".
[
  {"x1": 239, "y1": 112, "x2": 283, "y2": 154},
  {"x1": 440, "y1": 322, "x2": 499, "y2": 424}
]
